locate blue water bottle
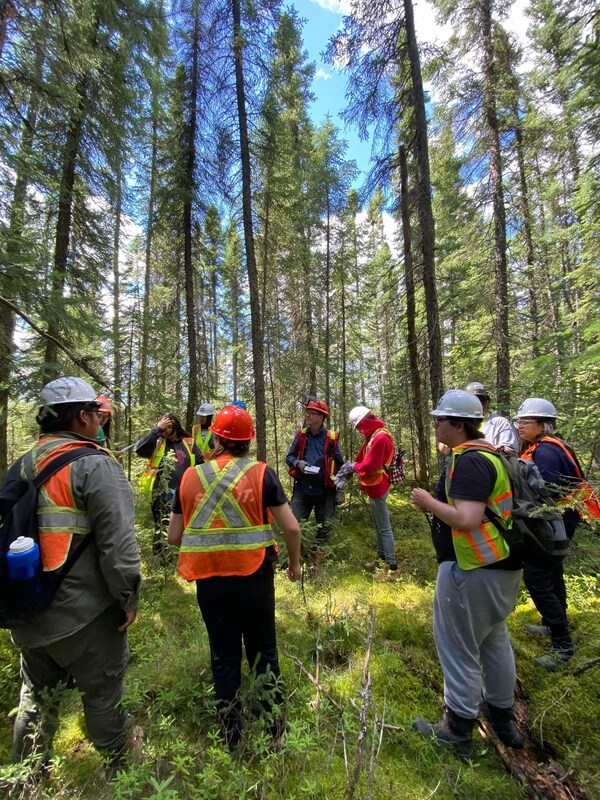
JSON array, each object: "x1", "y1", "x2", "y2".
[{"x1": 7, "y1": 536, "x2": 40, "y2": 581}]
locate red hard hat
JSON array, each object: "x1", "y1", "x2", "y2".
[
  {"x1": 305, "y1": 398, "x2": 329, "y2": 417},
  {"x1": 97, "y1": 395, "x2": 113, "y2": 414},
  {"x1": 210, "y1": 405, "x2": 256, "y2": 441}
]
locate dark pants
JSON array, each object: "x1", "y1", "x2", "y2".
[
  {"x1": 523, "y1": 556, "x2": 572, "y2": 648},
  {"x1": 195, "y1": 558, "x2": 282, "y2": 745},
  {"x1": 291, "y1": 486, "x2": 335, "y2": 542},
  {"x1": 13, "y1": 603, "x2": 132, "y2": 761}
]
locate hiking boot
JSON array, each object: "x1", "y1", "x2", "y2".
[
  {"x1": 105, "y1": 725, "x2": 144, "y2": 781},
  {"x1": 412, "y1": 706, "x2": 475, "y2": 759},
  {"x1": 534, "y1": 647, "x2": 574, "y2": 672},
  {"x1": 483, "y1": 703, "x2": 524, "y2": 749},
  {"x1": 523, "y1": 623, "x2": 551, "y2": 637},
  {"x1": 364, "y1": 557, "x2": 384, "y2": 571}
]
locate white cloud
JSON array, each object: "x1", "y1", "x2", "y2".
[
  {"x1": 306, "y1": 0, "x2": 351, "y2": 14},
  {"x1": 315, "y1": 68, "x2": 332, "y2": 80}
]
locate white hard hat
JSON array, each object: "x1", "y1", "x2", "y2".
[
  {"x1": 464, "y1": 381, "x2": 488, "y2": 396},
  {"x1": 349, "y1": 405, "x2": 371, "y2": 428},
  {"x1": 514, "y1": 398, "x2": 557, "y2": 420},
  {"x1": 196, "y1": 402, "x2": 215, "y2": 416},
  {"x1": 40, "y1": 377, "x2": 98, "y2": 408},
  {"x1": 431, "y1": 390, "x2": 484, "y2": 419}
]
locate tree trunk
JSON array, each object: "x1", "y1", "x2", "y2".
[
  {"x1": 232, "y1": 0, "x2": 266, "y2": 459},
  {"x1": 480, "y1": 0, "x2": 510, "y2": 414},
  {"x1": 324, "y1": 186, "x2": 331, "y2": 406},
  {"x1": 399, "y1": 145, "x2": 428, "y2": 484},
  {"x1": 112, "y1": 165, "x2": 123, "y2": 444},
  {"x1": 404, "y1": 0, "x2": 443, "y2": 407},
  {"x1": 512, "y1": 104, "x2": 540, "y2": 358},
  {"x1": 140, "y1": 84, "x2": 159, "y2": 405},
  {"x1": 183, "y1": 10, "x2": 200, "y2": 430}
]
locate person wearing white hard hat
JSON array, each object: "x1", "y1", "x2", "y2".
[
  {"x1": 464, "y1": 382, "x2": 518, "y2": 455},
  {"x1": 3, "y1": 377, "x2": 142, "y2": 775},
  {"x1": 514, "y1": 397, "x2": 600, "y2": 669},
  {"x1": 339, "y1": 406, "x2": 398, "y2": 580},
  {"x1": 192, "y1": 402, "x2": 216, "y2": 457},
  {"x1": 409, "y1": 390, "x2": 523, "y2": 756}
]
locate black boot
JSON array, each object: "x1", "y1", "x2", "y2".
[
  {"x1": 483, "y1": 703, "x2": 524, "y2": 749},
  {"x1": 412, "y1": 705, "x2": 476, "y2": 759}
]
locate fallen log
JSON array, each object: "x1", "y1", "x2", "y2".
[{"x1": 480, "y1": 680, "x2": 589, "y2": 800}]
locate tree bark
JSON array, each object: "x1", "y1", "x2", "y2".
[
  {"x1": 480, "y1": 0, "x2": 510, "y2": 414},
  {"x1": 403, "y1": 0, "x2": 443, "y2": 407},
  {"x1": 111, "y1": 164, "x2": 123, "y2": 444},
  {"x1": 232, "y1": 0, "x2": 266, "y2": 459},
  {"x1": 399, "y1": 145, "x2": 428, "y2": 483},
  {"x1": 183, "y1": 9, "x2": 200, "y2": 430}
]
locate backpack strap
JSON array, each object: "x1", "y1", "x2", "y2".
[
  {"x1": 32, "y1": 445, "x2": 109, "y2": 489},
  {"x1": 32, "y1": 445, "x2": 111, "y2": 576}
]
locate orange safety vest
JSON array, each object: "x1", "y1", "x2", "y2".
[
  {"x1": 21, "y1": 437, "x2": 105, "y2": 571},
  {"x1": 192, "y1": 424, "x2": 213, "y2": 458},
  {"x1": 446, "y1": 440, "x2": 512, "y2": 570},
  {"x1": 357, "y1": 428, "x2": 394, "y2": 488},
  {"x1": 522, "y1": 436, "x2": 600, "y2": 520},
  {"x1": 176, "y1": 454, "x2": 276, "y2": 580}
]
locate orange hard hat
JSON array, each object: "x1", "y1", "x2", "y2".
[
  {"x1": 97, "y1": 395, "x2": 113, "y2": 414},
  {"x1": 305, "y1": 398, "x2": 328, "y2": 418},
  {"x1": 210, "y1": 405, "x2": 256, "y2": 441}
]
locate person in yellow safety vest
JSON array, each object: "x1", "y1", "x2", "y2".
[
  {"x1": 4, "y1": 376, "x2": 141, "y2": 776},
  {"x1": 168, "y1": 405, "x2": 301, "y2": 750},
  {"x1": 134, "y1": 413, "x2": 203, "y2": 555},
  {"x1": 192, "y1": 402, "x2": 215, "y2": 458},
  {"x1": 409, "y1": 390, "x2": 524, "y2": 757},
  {"x1": 514, "y1": 397, "x2": 600, "y2": 670},
  {"x1": 285, "y1": 397, "x2": 344, "y2": 554}
]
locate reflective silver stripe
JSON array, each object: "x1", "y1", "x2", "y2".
[
  {"x1": 466, "y1": 526, "x2": 502, "y2": 563},
  {"x1": 38, "y1": 510, "x2": 90, "y2": 529},
  {"x1": 191, "y1": 459, "x2": 251, "y2": 529},
  {"x1": 181, "y1": 527, "x2": 274, "y2": 550},
  {"x1": 495, "y1": 497, "x2": 512, "y2": 515},
  {"x1": 217, "y1": 498, "x2": 247, "y2": 528}
]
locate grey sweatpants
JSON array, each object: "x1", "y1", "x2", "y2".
[
  {"x1": 433, "y1": 561, "x2": 521, "y2": 719},
  {"x1": 12, "y1": 603, "x2": 132, "y2": 760}
]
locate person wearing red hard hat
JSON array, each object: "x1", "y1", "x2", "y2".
[
  {"x1": 95, "y1": 395, "x2": 113, "y2": 448},
  {"x1": 168, "y1": 405, "x2": 301, "y2": 750},
  {"x1": 285, "y1": 396, "x2": 344, "y2": 553}
]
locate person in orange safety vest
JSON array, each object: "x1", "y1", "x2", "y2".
[
  {"x1": 3, "y1": 376, "x2": 141, "y2": 776},
  {"x1": 168, "y1": 405, "x2": 301, "y2": 750}
]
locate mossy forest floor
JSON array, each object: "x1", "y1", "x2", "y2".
[{"x1": 1, "y1": 488, "x2": 599, "y2": 799}]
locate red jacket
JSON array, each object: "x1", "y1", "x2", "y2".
[{"x1": 354, "y1": 417, "x2": 394, "y2": 498}]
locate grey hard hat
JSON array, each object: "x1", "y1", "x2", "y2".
[
  {"x1": 465, "y1": 381, "x2": 489, "y2": 397},
  {"x1": 431, "y1": 390, "x2": 484, "y2": 419},
  {"x1": 196, "y1": 402, "x2": 215, "y2": 416}
]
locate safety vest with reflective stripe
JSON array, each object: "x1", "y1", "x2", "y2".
[
  {"x1": 446, "y1": 440, "x2": 512, "y2": 571},
  {"x1": 358, "y1": 428, "x2": 394, "y2": 488},
  {"x1": 21, "y1": 437, "x2": 104, "y2": 572},
  {"x1": 522, "y1": 436, "x2": 600, "y2": 520},
  {"x1": 177, "y1": 455, "x2": 276, "y2": 580},
  {"x1": 139, "y1": 436, "x2": 195, "y2": 498},
  {"x1": 192, "y1": 424, "x2": 213, "y2": 457}
]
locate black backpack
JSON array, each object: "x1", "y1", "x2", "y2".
[
  {"x1": 464, "y1": 446, "x2": 570, "y2": 559},
  {"x1": 0, "y1": 446, "x2": 108, "y2": 629}
]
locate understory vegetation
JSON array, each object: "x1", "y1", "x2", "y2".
[{"x1": 1, "y1": 489, "x2": 599, "y2": 799}]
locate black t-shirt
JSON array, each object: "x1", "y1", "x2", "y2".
[{"x1": 431, "y1": 450, "x2": 522, "y2": 570}]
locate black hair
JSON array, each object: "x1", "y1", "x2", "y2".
[
  {"x1": 38, "y1": 402, "x2": 92, "y2": 433},
  {"x1": 163, "y1": 413, "x2": 189, "y2": 439},
  {"x1": 203, "y1": 415, "x2": 213, "y2": 428},
  {"x1": 448, "y1": 418, "x2": 482, "y2": 440},
  {"x1": 213, "y1": 434, "x2": 250, "y2": 457}
]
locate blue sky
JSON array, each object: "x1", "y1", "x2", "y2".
[{"x1": 290, "y1": 0, "x2": 374, "y2": 181}]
